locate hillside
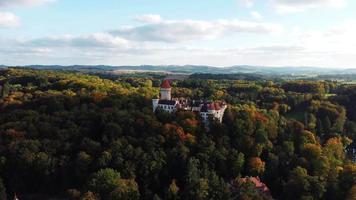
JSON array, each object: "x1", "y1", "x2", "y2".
[{"x1": 6, "y1": 65, "x2": 356, "y2": 76}]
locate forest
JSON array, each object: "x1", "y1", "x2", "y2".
[{"x1": 0, "y1": 68, "x2": 356, "y2": 200}]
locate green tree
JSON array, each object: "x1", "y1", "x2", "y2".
[
  {"x1": 184, "y1": 158, "x2": 210, "y2": 200},
  {"x1": 208, "y1": 172, "x2": 228, "y2": 200},
  {"x1": 284, "y1": 166, "x2": 326, "y2": 199},
  {"x1": 0, "y1": 178, "x2": 6, "y2": 200},
  {"x1": 87, "y1": 168, "x2": 121, "y2": 199},
  {"x1": 80, "y1": 191, "x2": 99, "y2": 200},
  {"x1": 339, "y1": 164, "x2": 356, "y2": 198},
  {"x1": 229, "y1": 150, "x2": 245, "y2": 177},
  {"x1": 109, "y1": 179, "x2": 140, "y2": 200},
  {"x1": 284, "y1": 167, "x2": 310, "y2": 200}
]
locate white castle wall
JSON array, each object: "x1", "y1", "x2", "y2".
[{"x1": 160, "y1": 88, "x2": 171, "y2": 100}]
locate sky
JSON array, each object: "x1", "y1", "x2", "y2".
[{"x1": 0, "y1": 0, "x2": 356, "y2": 68}]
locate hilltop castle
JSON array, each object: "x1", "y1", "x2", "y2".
[{"x1": 152, "y1": 80, "x2": 227, "y2": 123}]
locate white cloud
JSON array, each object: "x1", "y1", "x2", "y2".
[
  {"x1": 0, "y1": 34, "x2": 355, "y2": 67},
  {"x1": 0, "y1": 0, "x2": 56, "y2": 28},
  {"x1": 111, "y1": 15, "x2": 283, "y2": 43},
  {"x1": 240, "y1": 0, "x2": 254, "y2": 7},
  {"x1": 0, "y1": 12, "x2": 20, "y2": 28},
  {"x1": 271, "y1": 0, "x2": 347, "y2": 13},
  {"x1": 134, "y1": 14, "x2": 162, "y2": 23},
  {"x1": 250, "y1": 11, "x2": 262, "y2": 20},
  {"x1": 26, "y1": 33, "x2": 129, "y2": 48},
  {"x1": 0, "y1": 0, "x2": 54, "y2": 7},
  {"x1": 1, "y1": 15, "x2": 355, "y2": 68},
  {"x1": 299, "y1": 20, "x2": 356, "y2": 54},
  {"x1": 243, "y1": 0, "x2": 346, "y2": 13}
]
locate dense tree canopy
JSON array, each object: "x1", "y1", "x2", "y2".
[{"x1": 0, "y1": 68, "x2": 355, "y2": 199}]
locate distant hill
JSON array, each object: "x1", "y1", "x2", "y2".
[{"x1": 3, "y1": 65, "x2": 356, "y2": 76}]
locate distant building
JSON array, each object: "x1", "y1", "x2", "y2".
[
  {"x1": 0, "y1": 81, "x2": 10, "y2": 98},
  {"x1": 152, "y1": 80, "x2": 227, "y2": 123},
  {"x1": 237, "y1": 177, "x2": 271, "y2": 196}
]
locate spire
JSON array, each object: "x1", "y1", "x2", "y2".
[
  {"x1": 160, "y1": 79, "x2": 172, "y2": 100},
  {"x1": 160, "y1": 80, "x2": 171, "y2": 89}
]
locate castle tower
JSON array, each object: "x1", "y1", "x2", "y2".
[
  {"x1": 152, "y1": 98, "x2": 159, "y2": 112},
  {"x1": 160, "y1": 80, "x2": 172, "y2": 100}
]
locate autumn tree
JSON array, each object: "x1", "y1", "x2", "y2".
[{"x1": 248, "y1": 157, "x2": 265, "y2": 176}]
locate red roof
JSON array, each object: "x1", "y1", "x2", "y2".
[
  {"x1": 214, "y1": 103, "x2": 221, "y2": 110},
  {"x1": 207, "y1": 102, "x2": 223, "y2": 110},
  {"x1": 160, "y1": 80, "x2": 172, "y2": 89},
  {"x1": 207, "y1": 103, "x2": 216, "y2": 110},
  {"x1": 240, "y1": 177, "x2": 271, "y2": 195}
]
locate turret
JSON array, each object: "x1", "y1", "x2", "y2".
[
  {"x1": 152, "y1": 98, "x2": 159, "y2": 112},
  {"x1": 160, "y1": 80, "x2": 172, "y2": 100}
]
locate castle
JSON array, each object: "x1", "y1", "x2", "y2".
[{"x1": 152, "y1": 80, "x2": 227, "y2": 123}]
